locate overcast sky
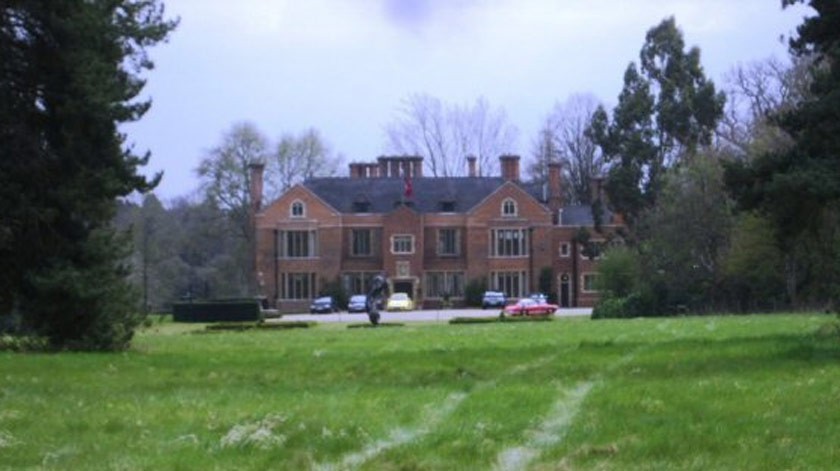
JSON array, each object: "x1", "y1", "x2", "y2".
[{"x1": 125, "y1": 0, "x2": 810, "y2": 202}]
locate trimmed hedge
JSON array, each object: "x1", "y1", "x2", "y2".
[
  {"x1": 203, "y1": 321, "x2": 315, "y2": 332},
  {"x1": 448, "y1": 317, "x2": 498, "y2": 324},
  {"x1": 347, "y1": 322, "x2": 405, "y2": 329},
  {"x1": 448, "y1": 316, "x2": 554, "y2": 325},
  {"x1": 173, "y1": 300, "x2": 261, "y2": 323}
]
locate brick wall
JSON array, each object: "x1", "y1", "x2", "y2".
[{"x1": 256, "y1": 180, "x2": 617, "y2": 312}]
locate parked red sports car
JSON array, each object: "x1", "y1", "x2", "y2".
[{"x1": 502, "y1": 298, "x2": 558, "y2": 317}]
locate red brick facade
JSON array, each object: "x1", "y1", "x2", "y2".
[{"x1": 254, "y1": 156, "x2": 620, "y2": 313}]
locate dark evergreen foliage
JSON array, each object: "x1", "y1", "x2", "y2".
[
  {"x1": 0, "y1": 1, "x2": 176, "y2": 349},
  {"x1": 590, "y1": 17, "x2": 725, "y2": 229},
  {"x1": 725, "y1": 1, "x2": 840, "y2": 307}
]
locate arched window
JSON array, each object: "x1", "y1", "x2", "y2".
[
  {"x1": 501, "y1": 198, "x2": 517, "y2": 217},
  {"x1": 290, "y1": 200, "x2": 305, "y2": 218}
]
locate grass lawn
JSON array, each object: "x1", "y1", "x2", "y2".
[{"x1": 1, "y1": 314, "x2": 838, "y2": 470}]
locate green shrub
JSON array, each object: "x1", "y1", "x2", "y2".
[
  {"x1": 538, "y1": 267, "x2": 556, "y2": 304},
  {"x1": 0, "y1": 334, "x2": 48, "y2": 352},
  {"x1": 624, "y1": 290, "x2": 660, "y2": 317},
  {"x1": 592, "y1": 290, "x2": 662, "y2": 319},
  {"x1": 465, "y1": 277, "x2": 487, "y2": 307},
  {"x1": 319, "y1": 276, "x2": 348, "y2": 309},
  {"x1": 597, "y1": 246, "x2": 640, "y2": 298},
  {"x1": 591, "y1": 296, "x2": 627, "y2": 319}
]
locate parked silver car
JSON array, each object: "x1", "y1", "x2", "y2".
[
  {"x1": 347, "y1": 294, "x2": 368, "y2": 313},
  {"x1": 481, "y1": 291, "x2": 507, "y2": 309}
]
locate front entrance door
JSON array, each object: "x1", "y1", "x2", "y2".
[
  {"x1": 393, "y1": 280, "x2": 413, "y2": 298},
  {"x1": 559, "y1": 274, "x2": 570, "y2": 308}
]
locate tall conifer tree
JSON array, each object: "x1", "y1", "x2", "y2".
[{"x1": 0, "y1": 1, "x2": 177, "y2": 349}]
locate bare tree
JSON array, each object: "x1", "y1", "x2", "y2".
[
  {"x1": 196, "y1": 122, "x2": 268, "y2": 239},
  {"x1": 196, "y1": 122, "x2": 269, "y2": 294},
  {"x1": 267, "y1": 127, "x2": 342, "y2": 199},
  {"x1": 528, "y1": 94, "x2": 605, "y2": 204},
  {"x1": 528, "y1": 122, "x2": 561, "y2": 183},
  {"x1": 718, "y1": 55, "x2": 811, "y2": 158},
  {"x1": 385, "y1": 93, "x2": 518, "y2": 177}
]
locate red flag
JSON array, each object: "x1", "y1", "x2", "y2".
[{"x1": 403, "y1": 175, "x2": 413, "y2": 198}]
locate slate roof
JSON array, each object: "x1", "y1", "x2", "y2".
[
  {"x1": 302, "y1": 176, "x2": 609, "y2": 226},
  {"x1": 559, "y1": 205, "x2": 607, "y2": 226},
  {"x1": 303, "y1": 177, "x2": 510, "y2": 214}
]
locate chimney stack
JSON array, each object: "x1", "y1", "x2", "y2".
[
  {"x1": 467, "y1": 155, "x2": 477, "y2": 177},
  {"x1": 548, "y1": 162, "x2": 563, "y2": 221},
  {"x1": 412, "y1": 158, "x2": 423, "y2": 178},
  {"x1": 376, "y1": 155, "x2": 424, "y2": 178},
  {"x1": 499, "y1": 155, "x2": 521, "y2": 181},
  {"x1": 248, "y1": 162, "x2": 265, "y2": 213}
]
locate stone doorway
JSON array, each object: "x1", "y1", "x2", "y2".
[
  {"x1": 559, "y1": 273, "x2": 571, "y2": 308},
  {"x1": 393, "y1": 280, "x2": 414, "y2": 298}
]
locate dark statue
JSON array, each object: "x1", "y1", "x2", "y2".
[{"x1": 366, "y1": 273, "x2": 388, "y2": 325}]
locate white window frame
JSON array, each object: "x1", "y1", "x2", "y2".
[
  {"x1": 437, "y1": 228, "x2": 460, "y2": 257},
  {"x1": 489, "y1": 228, "x2": 529, "y2": 258},
  {"x1": 290, "y1": 200, "x2": 305, "y2": 218},
  {"x1": 279, "y1": 272, "x2": 316, "y2": 300},
  {"x1": 425, "y1": 271, "x2": 465, "y2": 299},
  {"x1": 341, "y1": 271, "x2": 377, "y2": 295},
  {"x1": 559, "y1": 243, "x2": 570, "y2": 258},
  {"x1": 582, "y1": 273, "x2": 599, "y2": 293},
  {"x1": 501, "y1": 198, "x2": 518, "y2": 217},
  {"x1": 490, "y1": 271, "x2": 528, "y2": 298},
  {"x1": 351, "y1": 229, "x2": 373, "y2": 257},
  {"x1": 278, "y1": 230, "x2": 318, "y2": 259},
  {"x1": 391, "y1": 234, "x2": 415, "y2": 254}
]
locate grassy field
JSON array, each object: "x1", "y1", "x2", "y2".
[{"x1": 1, "y1": 314, "x2": 838, "y2": 470}]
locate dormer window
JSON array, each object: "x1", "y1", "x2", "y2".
[
  {"x1": 290, "y1": 200, "x2": 305, "y2": 218},
  {"x1": 439, "y1": 201, "x2": 456, "y2": 212},
  {"x1": 502, "y1": 198, "x2": 517, "y2": 217},
  {"x1": 353, "y1": 201, "x2": 371, "y2": 213}
]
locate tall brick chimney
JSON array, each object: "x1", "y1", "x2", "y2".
[
  {"x1": 377, "y1": 155, "x2": 424, "y2": 178},
  {"x1": 412, "y1": 158, "x2": 423, "y2": 178},
  {"x1": 467, "y1": 155, "x2": 477, "y2": 177},
  {"x1": 548, "y1": 161, "x2": 563, "y2": 220},
  {"x1": 499, "y1": 154, "x2": 521, "y2": 181},
  {"x1": 248, "y1": 162, "x2": 265, "y2": 212}
]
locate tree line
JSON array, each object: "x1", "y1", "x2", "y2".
[{"x1": 594, "y1": 3, "x2": 840, "y2": 317}]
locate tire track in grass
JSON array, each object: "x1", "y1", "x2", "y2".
[
  {"x1": 314, "y1": 391, "x2": 466, "y2": 471},
  {"x1": 316, "y1": 353, "x2": 565, "y2": 471},
  {"x1": 494, "y1": 381, "x2": 593, "y2": 471},
  {"x1": 493, "y1": 348, "x2": 643, "y2": 471}
]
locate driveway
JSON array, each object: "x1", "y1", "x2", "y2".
[{"x1": 275, "y1": 307, "x2": 591, "y2": 324}]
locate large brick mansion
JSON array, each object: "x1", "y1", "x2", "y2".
[{"x1": 252, "y1": 155, "x2": 620, "y2": 313}]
